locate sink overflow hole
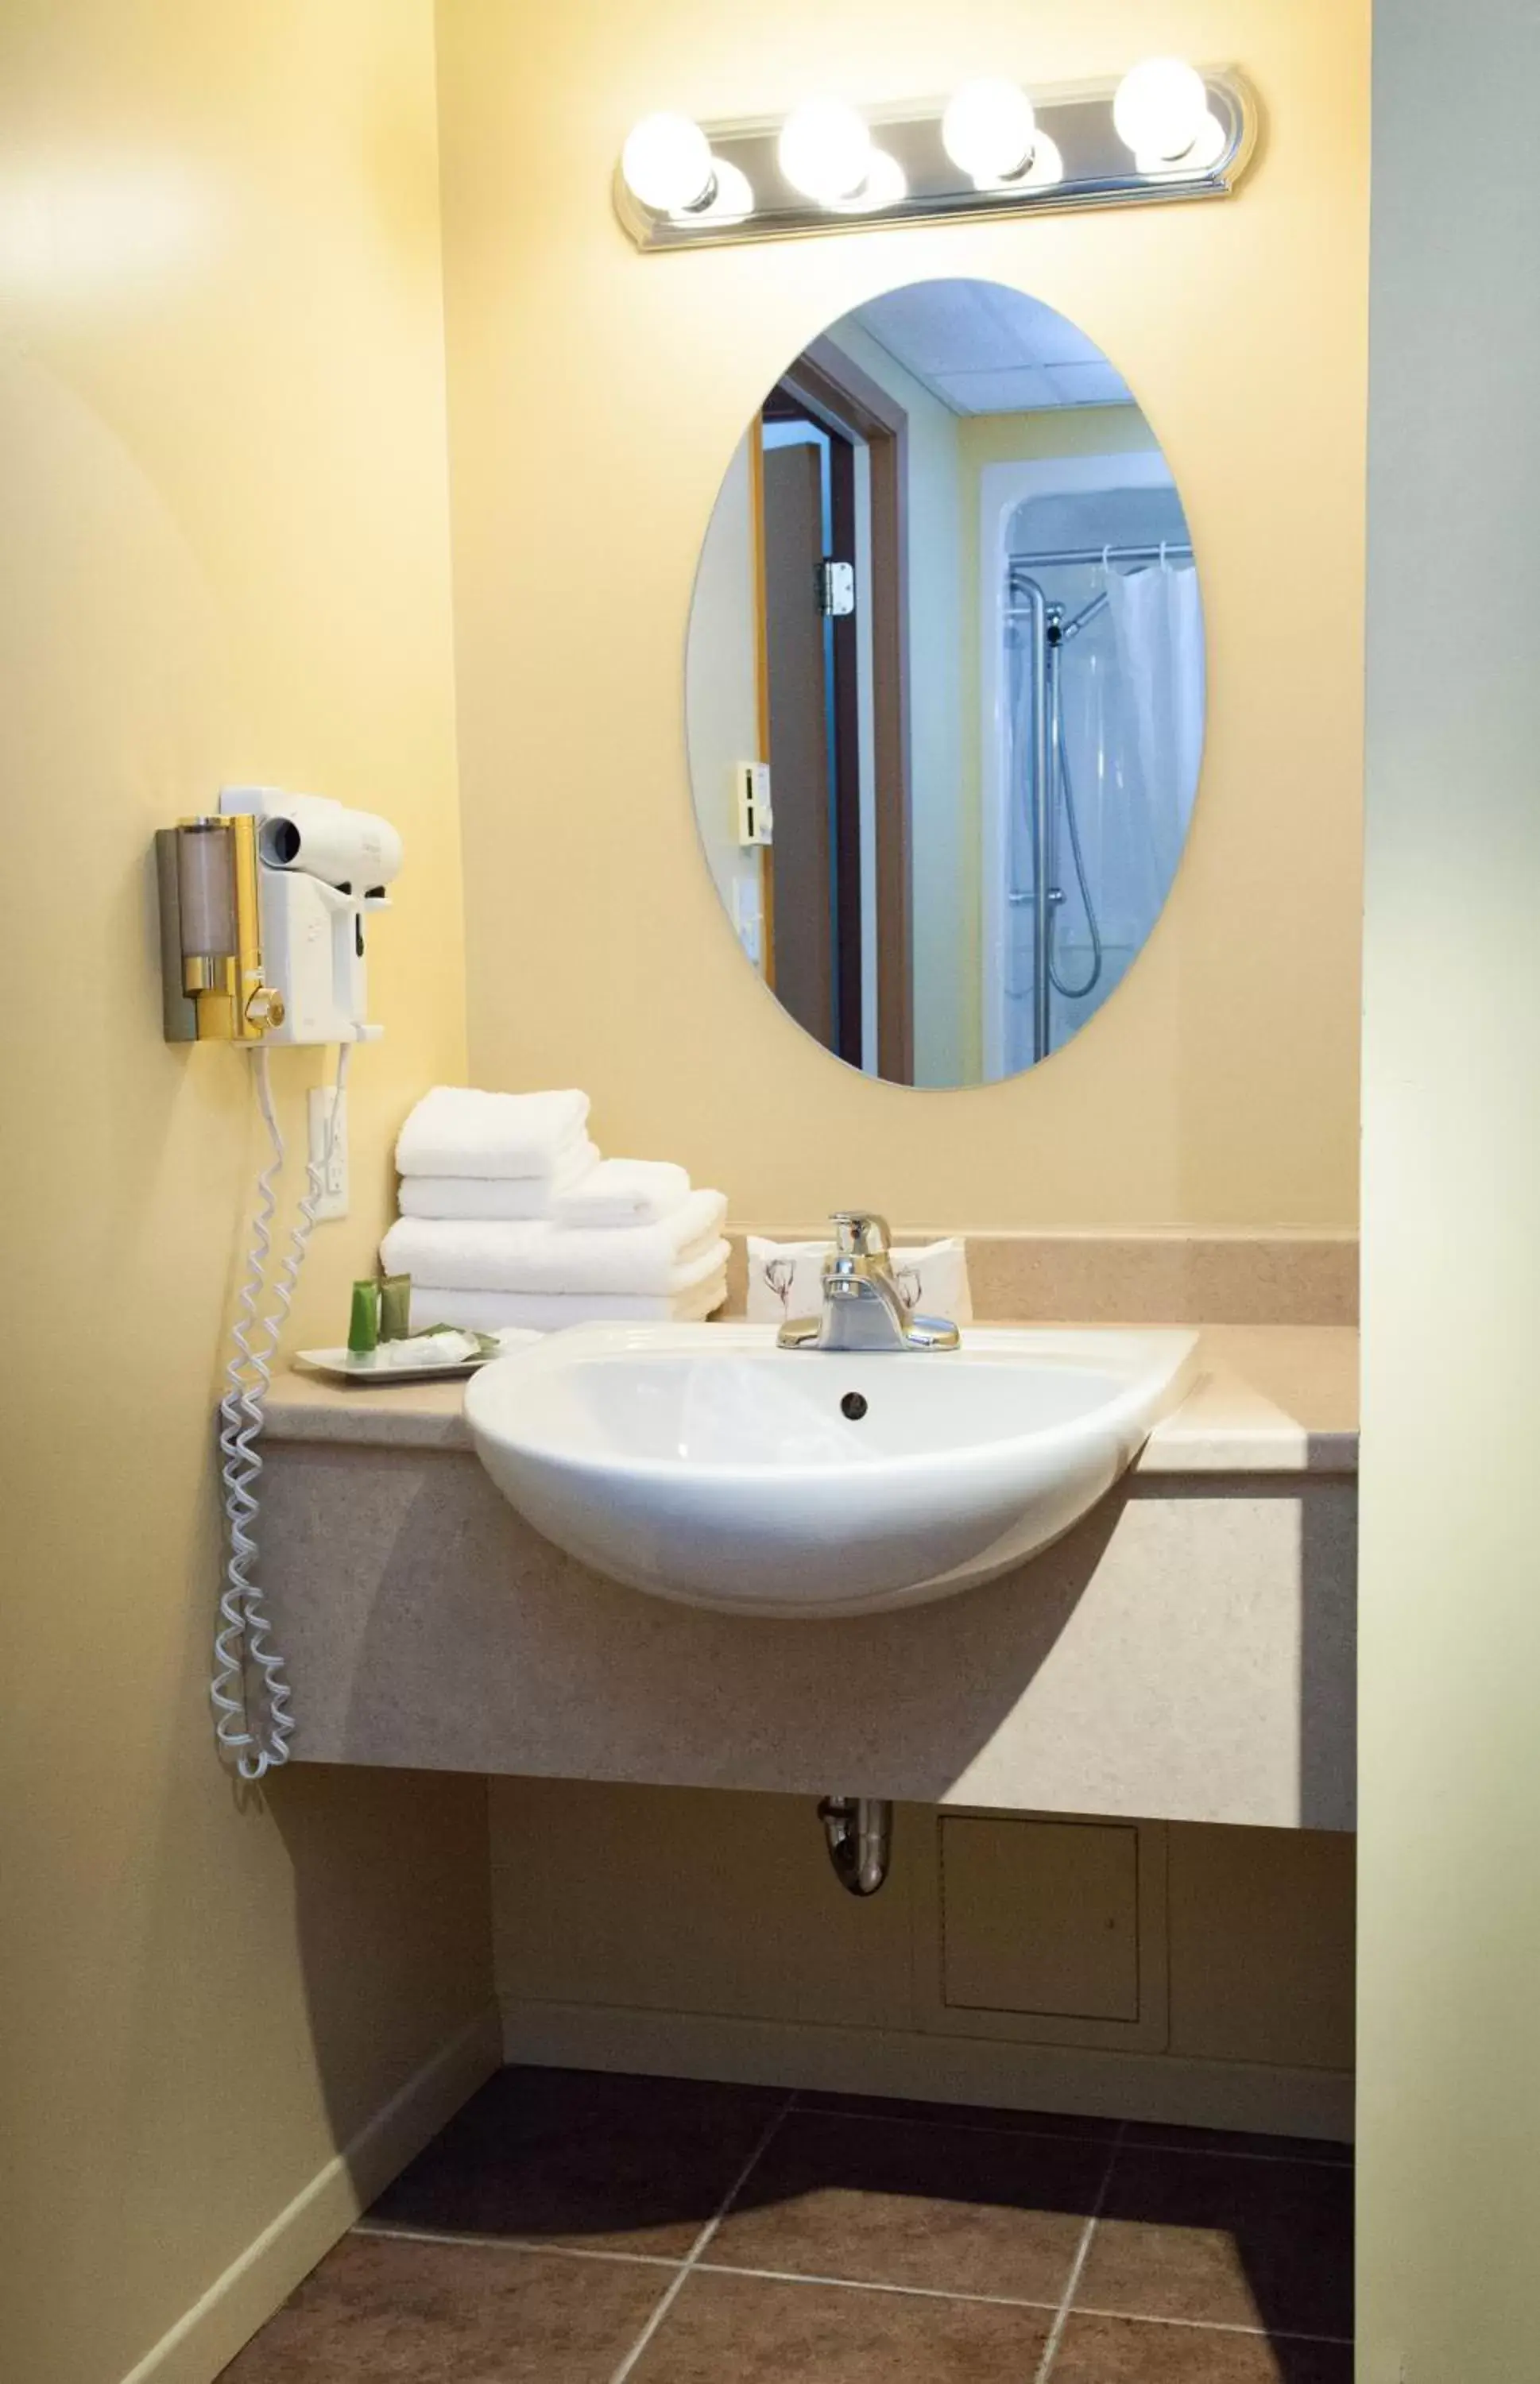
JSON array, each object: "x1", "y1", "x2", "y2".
[{"x1": 840, "y1": 1391, "x2": 869, "y2": 1421}]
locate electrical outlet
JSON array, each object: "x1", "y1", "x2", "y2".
[
  {"x1": 731, "y1": 876, "x2": 763, "y2": 967},
  {"x1": 308, "y1": 1086, "x2": 349, "y2": 1221}
]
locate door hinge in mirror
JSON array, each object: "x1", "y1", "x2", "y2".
[{"x1": 820, "y1": 560, "x2": 856, "y2": 617}]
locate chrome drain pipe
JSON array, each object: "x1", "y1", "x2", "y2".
[{"x1": 817, "y1": 1795, "x2": 893, "y2": 1896}]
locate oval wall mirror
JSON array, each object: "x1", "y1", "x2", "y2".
[{"x1": 685, "y1": 277, "x2": 1205, "y2": 1087}]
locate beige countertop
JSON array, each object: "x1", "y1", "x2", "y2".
[{"x1": 261, "y1": 1322, "x2": 1359, "y2": 1475}]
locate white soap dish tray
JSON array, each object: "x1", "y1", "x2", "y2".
[{"x1": 295, "y1": 1329, "x2": 539, "y2": 1386}]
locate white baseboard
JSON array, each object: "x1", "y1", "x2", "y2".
[
  {"x1": 499, "y1": 1995, "x2": 1354, "y2": 2144},
  {"x1": 120, "y1": 2003, "x2": 502, "y2": 2384}
]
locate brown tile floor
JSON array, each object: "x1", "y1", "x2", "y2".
[{"x1": 219, "y1": 2068, "x2": 1354, "y2": 2383}]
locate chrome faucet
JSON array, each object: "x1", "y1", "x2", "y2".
[{"x1": 776, "y1": 1213, "x2": 962, "y2": 1353}]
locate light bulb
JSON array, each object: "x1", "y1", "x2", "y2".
[
  {"x1": 826, "y1": 149, "x2": 907, "y2": 215},
  {"x1": 680, "y1": 158, "x2": 754, "y2": 226},
  {"x1": 621, "y1": 112, "x2": 716, "y2": 214},
  {"x1": 777, "y1": 99, "x2": 873, "y2": 204},
  {"x1": 1112, "y1": 58, "x2": 1209, "y2": 163},
  {"x1": 942, "y1": 79, "x2": 1037, "y2": 184},
  {"x1": 1135, "y1": 110, "x2": 1226, "y2": 177},
  {"x1": 1018, "y1": 131, "x2": 1064, "y2": 190}
]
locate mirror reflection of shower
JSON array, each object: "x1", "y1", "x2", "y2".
[
  {"x1": 989, "y1": 470, "x2": 1204, "y2": 1075},
  {"x1": 685, "y1": 277, "x2": 1209, "y2": 1086}
]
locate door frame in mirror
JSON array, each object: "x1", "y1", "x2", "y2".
[{"x1": 780, "y1": 336, "x2": 915, "y2": 1084}]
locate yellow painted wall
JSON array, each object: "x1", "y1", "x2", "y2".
[
  {"x1": 0, "y1": 7, "x2": 491, "y2": 2380},
  {"x1": 436, "y1": 0, "x2": 1368, "y2": 1229}
]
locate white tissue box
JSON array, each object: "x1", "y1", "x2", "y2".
[{"x1": 745, "y1": 1235, "x2": 972, "y2": 1327}]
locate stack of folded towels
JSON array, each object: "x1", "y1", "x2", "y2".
[{"x1": 381, "y1": 1086, "x2": 729, "y2": 1335}]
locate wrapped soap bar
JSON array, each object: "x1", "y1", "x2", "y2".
[{"x1": 378, "y1": 1272, "x2": 412, "y2": 1341}]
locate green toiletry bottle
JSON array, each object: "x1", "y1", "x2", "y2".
[{"x1": 347, "y1": 1278, "x2": 380, "y2": 1356}]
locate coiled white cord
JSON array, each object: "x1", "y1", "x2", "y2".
[{"x1": 213, "y1": 1043, "x2": 350, "y2": 1781}]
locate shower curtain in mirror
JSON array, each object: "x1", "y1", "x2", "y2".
[
  {"x1": 1103, "y1": 559, "x2": 1205, "y2": 920},
  {"x1": 1000, "y1": 549, "x2": 1205, "y2": 1074}
]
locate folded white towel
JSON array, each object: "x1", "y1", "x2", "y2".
[
  {"x1": 396, "y1": 1086, "x2": 590, "y2": 1180},
  {"x1": 398, "y1": 1141, "x2": 600, "y2": 1221},
  {"x1": 381, "y1": 1192, "x2": 729, "y2": 1298},
  {"x1": 745, "y1": 1233, "x2": 973, "y2": 1325},
  {"x1": 411, "y1": 1273, "x2": 727, "y2": 1335},
  {"x1": 551, "y1": 1158, "x2": 691, "y2": 1229}
]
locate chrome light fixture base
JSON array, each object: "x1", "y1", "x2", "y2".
[{"x1": 615, "y1": 68, "x2": 1258, "y2": 253}]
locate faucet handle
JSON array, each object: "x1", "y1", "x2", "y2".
[{"x1": 831, "y1": 1211, "x2": 893, "y2": 1260}]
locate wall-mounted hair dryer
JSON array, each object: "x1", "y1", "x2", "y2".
[
  {"x1": 155, "y1": 785, "x2": 403, "y2": 1046},
  {"x1": 153, "y1": 784, "x2": 404, "y2": 1781}
]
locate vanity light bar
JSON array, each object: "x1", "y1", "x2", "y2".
[{"x1": 615, "y1": 67, "x2": 1258, "y2": 253}]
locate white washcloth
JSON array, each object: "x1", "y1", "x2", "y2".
[
  {"x1": 551, "y1": 1158, "x2": 691, "y2": 1229},
  {"x1": 411, "y1": 1273, "x2": 727, "y2": 1335},
  {"x1": 745, "y1": 1234, "x2": 973, "y2": 1325},
  {"x1": 396, "y1": 1086, "x2": 590, "y2": 1180},
  {"x1": 381, "y1": 1192, "x2": 729, "y2": 1298},
  {"x1": 398, "y1": 1141, "x2": 600, "y2": 1221}
]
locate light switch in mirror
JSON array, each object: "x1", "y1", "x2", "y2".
[{"x1": 685, "y1": 277, "x2": 1205, "y2": 1087}]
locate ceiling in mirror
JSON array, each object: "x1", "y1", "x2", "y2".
[
  {"x1": 685, "y1": 277, "x2": 1205, "y2": 1089},
  {"x1": 844, "y1": 282, "x2": 1133, "y2": 413}
]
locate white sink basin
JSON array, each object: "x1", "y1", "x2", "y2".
[{"x1": 463, "y1": 1322, "x2": 1199, "y2": 1618}]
